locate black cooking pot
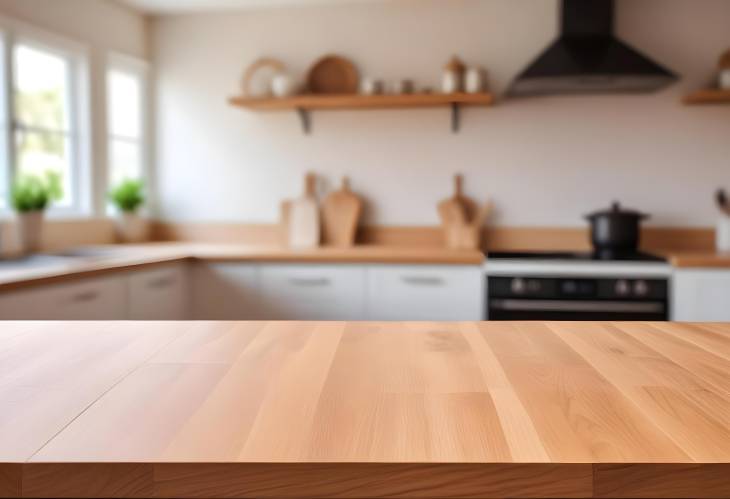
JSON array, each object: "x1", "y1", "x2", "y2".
[{"x1": 585, "y1": 202, "x2": 649, "y2": 251}]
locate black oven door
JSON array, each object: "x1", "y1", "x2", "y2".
[
  {"x1": 488, "y1": 298, "x2": 667, "y2": 321},
  {"x1": 487, "y1": 276, "x2": 669, "y2": 321}
]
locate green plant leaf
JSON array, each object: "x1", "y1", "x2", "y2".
[
  {"x1": 109, "y1": 178, "x2": 145, "y2": 213},
  {"x1": 11, "y1": 171, "x2": 64, "y2": 213}
]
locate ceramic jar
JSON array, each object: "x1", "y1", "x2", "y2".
[
  {"x1": 271, "y1": 73, "x2": 298, "y2": 97},
  {"x1": 442, "y1": 56, "x2": 465, "y2": 94},
  {"x1": 464, "y1": 67, "x2": 485, "y2": 93},
  {"x1": 719, "y1": 69, "x2": 730, "y2": 90},
  {"x1": 717, "y1": 216, "x2": 730, "y2": 252},
  {"x1": 360, "y1": 78, "x2": 383, "y2": 95}
]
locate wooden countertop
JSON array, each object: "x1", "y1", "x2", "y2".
[
  {"x1": 1, "y1": 321, "x2": 729, "y2": 498},
  {"x1": 0, "y1": 243, "x2": 485, "y2": 291},
  {"x1": 666, "y1": 251, "x2": 730, "y2": 268}
]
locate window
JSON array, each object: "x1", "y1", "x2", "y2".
[
  {"x1": 0, "y1": 22, "x2": 90, "y2": 216},
  {"x1": 107, "y1": 55, "x2": 147, "y2": 191},
  {"x1": 13, "y1": 43, "x2": 75, "y2": 208}
]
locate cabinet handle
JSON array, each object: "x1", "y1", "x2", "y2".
[
  {"x1": 287, "y1": 277, "x2": 331, "y2": 286},
  {"x1": 147, "y1": 277, "x2": 175, "y2": 289},
  {"x1": 70, "y1": 290, "x2": 100, "y2": 303},
  {"x1": 401, "y1": 276, "x2": 445, "y2": 286}
]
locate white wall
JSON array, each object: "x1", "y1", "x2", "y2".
[
  {"x1": 154, "y1": 0, "x2": 730, "y2": 227},
  {"x1": 0, "y1": 0, "x2": 150, "y2": 215}
]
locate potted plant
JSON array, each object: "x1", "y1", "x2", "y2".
[
  {"x1": 109, "y1": 179, "x2": 148, "y2": 243},
  {"x1": 10, "y1": 171, "x2": 62, "y2": 254}
]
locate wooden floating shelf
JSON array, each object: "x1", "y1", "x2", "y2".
[
  {"x1": 228, "y1": 92, "x2": 495, "y2": 134},
  {"x1": 683, "y1": 88, "x2": 730, "y2": 105}
]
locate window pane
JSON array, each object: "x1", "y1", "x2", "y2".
[
  {"x1": 14, "y1": 44, "x2": 69, "y2": 130},
  {"x1": 109, "y1": 138, "x2": 141, "y2": 186},
  {"x1": 108, "y1": 69, "x2": 141, "y2": 138},
  {"x1": 15, "y1": 129, "x2": 72, "y2": 208}
]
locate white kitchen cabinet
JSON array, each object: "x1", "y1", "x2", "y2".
[
  {"x1": 128, "y1": 263, "x2": 189, "y2": 320},
  {"x1": 367, "y1": 265, "x2": 483, "y2": 320},
  {"x1": 672, "y1": 269, "x2": 730, "y2": 321},
  {"x1": 192, "y1": 262, "x2": 260, "y2": 319},
  {"x1": 0, "y1": 275, "x2": 128, "y2": 320},
  {"x1": 258, "y1": 264, "x2": 367, "y2": 320}
]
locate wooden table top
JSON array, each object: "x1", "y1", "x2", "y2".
[{"x1": 1, "y1": 321, "x2": 729, "y2": 498}]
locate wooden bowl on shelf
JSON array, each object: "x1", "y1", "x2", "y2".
[{"x1": 306, "y1": 55, "x2": 359, "y2": 94}]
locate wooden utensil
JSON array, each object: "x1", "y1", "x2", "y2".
[
  {"x1": 306, "y1": 55, "x2": 359, "y2": 94},
  {"x1": 438, "y1": 174, "x2": 476, "y2": 227},
  {"x1": 438, "y1": 174, "x2": 490, "y2": 250},
  {"x1": 322, "y1": 177, "x2": 363, "y2": 247},
  {"x1": 287, "y1": 172, "x2": 320, "y2": 248},
  {"x1": 443, "y1": 200, "x2": 492, "y2": 250}
]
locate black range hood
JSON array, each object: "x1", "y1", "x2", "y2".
[{"x1": 508, "y1": 0, "x2": 678, "y2": 97}]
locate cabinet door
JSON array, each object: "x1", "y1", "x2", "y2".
[
  {"x1": 0, "y1": 275, "x2": 128, "y2": 320},
  {"x1": 128, "y1": 263, "x2": 189, "y2": 320},
  {"x1": 258, "y1": 264, "x2": 366, "y2": 320},
  {"x1": 367, "y1": 265, "x2": 483, "y2": 321},
  {"x1": 672, "y1": 269, "x2": 730, "y2": 321},
  {"x1": 192, "y1": 262, "x2": 260, "y2": 319}
]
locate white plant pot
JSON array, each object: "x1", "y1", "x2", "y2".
[
  {"x1": 16, "y1": 210, "x2": 44, "y2": 254},
  {"x1": 116, "y1": 212, "x2": 149, "y2": 243}
]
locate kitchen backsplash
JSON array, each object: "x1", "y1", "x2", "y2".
[{"x1": 153, "y1": 0, "x2": 730, "y2": 228}]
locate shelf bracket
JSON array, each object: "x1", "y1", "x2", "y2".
[
  {"x1": 451, "y1": 103, "x2": 460, "y2": 133},
  {"x1": 296, "y1": 108, "x2": 311, "y2": 135}
]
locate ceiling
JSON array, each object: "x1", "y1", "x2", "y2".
[{"x1": 117, "y1": 0, "x2": 385, "y2": 15}]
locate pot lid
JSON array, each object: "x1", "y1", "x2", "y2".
[{"x1": 586, "y1": 201, "x2": 649, "y2": 220}]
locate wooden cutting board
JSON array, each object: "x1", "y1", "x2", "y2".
[
  {"x1": 322, "y1": 176, "x2": 362, "y2": 247},
  {"x1": 287, "y1": 172, "x2": 320, "y2": 248},
  {"x1": 437, "y1": 174, "x2": 474, "y2": 227}
]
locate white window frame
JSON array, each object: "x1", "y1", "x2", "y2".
[
  {"x1": 106, "y1": 52, "x2": 149, "y2": 213},
  {"x1": 0, "y1": 17, "x2": 91, "y2": 218}
]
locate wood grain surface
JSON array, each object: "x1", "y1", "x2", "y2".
[{"x1": 1, "y1": 320, "x2": 729, "y2": 498}]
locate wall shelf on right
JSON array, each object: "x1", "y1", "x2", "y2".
[{"x1": 683, "y1": 89, "x2": 730, "y2": 105}]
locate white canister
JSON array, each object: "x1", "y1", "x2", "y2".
[
  {"x1": 360, "y1": 78, "x2": 383, "y2": 95},
  {"x1": 465, "y1": 67, "x2": 486, "y2": 93},
  {"x1": 716, "y1": 216, "x2": 730, "y2": 252},
  {"x1": 271, "y1": 73, "x2": 298, "y2": 98},
  {"x1": 442, "y1": 70, "x2": 460, "y2": 94},
  {"x1": 719, "y1": 69, "x2": 730, "y2": 90}
]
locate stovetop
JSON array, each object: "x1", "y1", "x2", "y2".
[{"x1": 486, "y1": 250, "x2": 667, "y2": 263}]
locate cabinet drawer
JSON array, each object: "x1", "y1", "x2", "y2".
[
  {"x1": 129, "y1": 264, "x2": 188, "y2": 320},
  {"x1": 259, "y1": 264, "x2": 366, "y2": 320},
  {"x1": 672, "y1": 269, "x2": 730, "y2": 321},
  {"x1": 367, "y1": 265, "x2": 483, "y2": 320},
  {"x1": 0, "y1": 275, "x2": 128, "y2": 320}
]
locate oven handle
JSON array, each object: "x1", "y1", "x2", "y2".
[{"x1": 489, "y1": 299, "x2": 665, "y2": 314}]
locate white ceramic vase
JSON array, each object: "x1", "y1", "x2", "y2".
[
  {"x1": 441, "y1": 70, "x2": 461, "y2": 93},
  {"x1": 464, "y1": 67, "x2": 485, "y2": 93},
  {"x1": 16, "y1": 210, "x2": 44, "y2": 254},
  {"x1": 116, "y1": 212, "x2": 149, "y2": 243}
]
